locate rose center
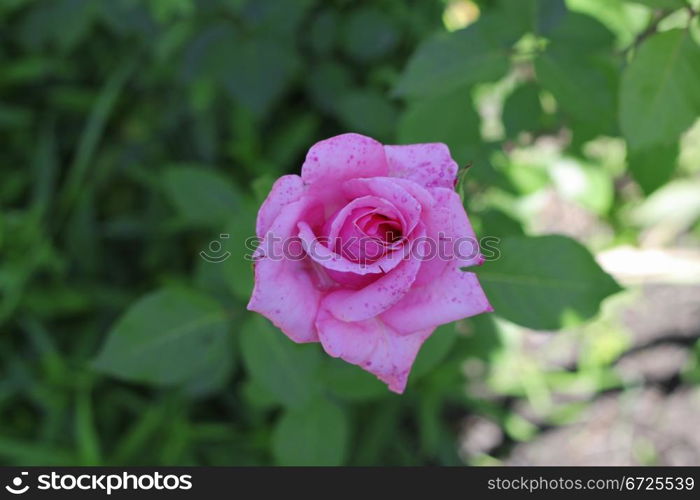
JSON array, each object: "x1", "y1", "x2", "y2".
[
  {"x1": 355, "y1": 212, "x2": 403, "y2": 244},
  {"x1": 325, "y1": 204, "x2": 405, "y2": 264}
]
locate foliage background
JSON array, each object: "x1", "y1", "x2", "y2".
[{"x1": 1, "y1": 0, "x2": 700, "y2": 465}]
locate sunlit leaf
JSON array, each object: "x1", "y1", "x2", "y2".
[
  {"x1": 620, "y1": 29, "x2": 700, "y2": 150},
  {"x1": 475, "y1": 235, "x2": 622, "y2": 329}
]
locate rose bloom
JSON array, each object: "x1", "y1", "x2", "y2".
[{"x1": 248, "y1": 133, "x2": 492, "y2": 393}]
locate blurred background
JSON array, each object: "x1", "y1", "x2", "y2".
[{"x1": 1, "y1": 0, "x2": 699, "y2": 466}]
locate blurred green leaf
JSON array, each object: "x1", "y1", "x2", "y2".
[
  {"x1": 535, "y1": 13, "x2": 618, "y2": 142},
  {"x1": 502, "y1": 83, "x2": 549, "y2": 139},
  {"x1": 627, "y1": 142, "x2": 679, "y2": 194},
  {"x1": 223, "y1": 37, "x2": 300, "y2": 117},
  {"x1": 411, "y1": 323, "x2": 459, "y2": 381},
  {"x1": 394, "y1": 15, "x2": 511, "y2": 98},
  {"x1": 0, "y1": 436, "x2": 76, "y2": 466},
  {"x1": 272, "y1": 397, "x2": 349, "y2": 465},
  {"x1": 335, "y1": 90, "x2": 398, "y2": 141},
  {"x1": 162, "y1": 165, "x2": 241, "y2": 228},
  {"x1": 240, "y1": 315, "x2": 322, "y2": 409},
  {"x1": 478, "y1": 209, "x2": 526, "y2": 239},
  {"x1": 306, "y1": 61, "x2": 354, "y2": 113},
  {"x1": 620, "y1": 29, "x2": 700, "y2": 150},
  {"x1": 60, "y1": 57, "x2": 136, "y2": 219},
  {"x1": 221, "y1": 201, "x2": 257, "y2": 301},
  {"x1": 75, "y1": 387, "x2": 101, "y2": 465},
  {"x1": 18, "y1": 0, "x2": 100, "y2": 53},
  {"x1": 623, "y1": 0, "x2": 687, "y2": 8},
  {"x1": 341, "y1": 7, "x2": 400, "y2": 62},
  {"x1": 501, "y1": 0, "x2": 568, "y2": 37},
  {"x1": 93, "y1": 287, "x2": 231, "y2": 386},
  {"x1": 476, "y1": 235, "x2": 622, "y2": 329},
  {"x1": 181, "y1": 22, "x2": 299, "y2": 118},
  {"x1": 322, "y1": 358, "x2": 387, "y2": 401},
  {"x1": 307, "y1": 9, "x2": 338, "y2": 56},
  {"x1": 398, "y1": 85, "x2": 481, "y2": 165}
]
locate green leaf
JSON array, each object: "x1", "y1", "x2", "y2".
[
  {"x1": 623, "y1": 0, "x2": 687, "y2": 9},
  {"x1": 475, "y1": 235, "x2": 622, "y2": 330},
  {"x1": 240, "y1": 315, "x2": 322, "y2": 409},
  {"x1": 543, "y1": 9, "x2": 616, "y2": 49},
  {"x1": 535, "y1": 13, "x2": 618, "y2": 142},
  {"x1": 398, "y1": 85, "x2": 481, "y2": 165},
  {"x1": 340, "y1": 7, "x2": 399, "y2": 62},
  {"x1": 620, "y1": 29, "x2": 700, "y2": 150},
  {"x1": 477, "y1": 208, "x2": 526, "y2": 239},
  {"x1": 502, "y1": 83, "x2": 548, "y2": 139},
  {"x1": 181, "y1": 23, "x2": 300, "y2": 117},
  {"x1": 93, "y1": 287, "x2": 231, "y2": 386},
  {"x1": 501, "y1": 0, "x2": 568, "y2": 37},
  {"x1": 410, "y1": 322, "x2": 459, "y2": 381},
  {"x1": 272, "y1": 398, "x2": 349, "y2": 465},
  {"x1": 394, "y1": 15, "x2": 511, "y2": 99},
  {"x1": 162, "y1": 165, "x2": 240, "y2": 227},
  {"x1": 223, "y1": 37, "x2": 300, "y2": 117},
  {"x1": 322, "y1": 358, "x2": 387, "y2": 401},
  {"x1": 335, "y1": 90, "x2": 398, "y2": 141},
  {"x1": 220, "y1": 200, "x2": 257, "y2": 301},
  {"x1": 182, "y1": 339, "x2": 235, "y2": 398},
  {"x1": 19, "y1": 0, "x2": 100, "y2": 53},
  {"x1": 627, "y1": 143, "x2": 679, "y2": 194},
  {"x1": 306, "y1": 61, "x2": 353, "y2": 114},
  {"x1": 308, "y1": 9, "x2": 338, "y2": 57}
]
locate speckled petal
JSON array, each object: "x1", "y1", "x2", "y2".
[
  {"x1": 381, "y1": 265, "x2": 492, "y2": 335},
  {"x1": 302, "y1": 133, "x2": 388, "y2": 187},
  {"x1": 248, "y1": 199, "x2": 321, "y2": 343},
  {"x1": 255, "y1": 175, "x2": 305, "y2": 239},
  {"x1": 384, "y1": 143, "x2": 458, "y2": 189},
  {"x1": 316, "y1": 307, "x2": 434, "y2": 393}
]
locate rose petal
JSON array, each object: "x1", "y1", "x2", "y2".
[
  {"x1": 381, "y1": 264, "x2": 492, "y2": 335},
  {"x1": 343, "y1": 177, "x2": 422, "y2": 237},
  {"x1": 427, "y1": 187, "x2": 484, "y2": 269},
  {"x1": 390, "y1": 178, "x2": 436, "y2": 212},
  {"x1": 322, "y1": 229, "x2": 424, "y2": 322},
  {"x1": 302, "y1": 133, "x2": 388, "y2": 189},
  {"x1": 248, "y1": 199, "x2": 322, "y2": 343},
  {"x1": 298, "y1": 221, "x2": 406, "y2": 276},
  {"x1": 385, "y1": 143, "x2": 458, "y2": 189},
  {"x1": 316, "y1": 307, "x2": 434, "y2": 393},
  {"x1": 256, "y1": 175, "x2": 305, "y2": 239},
  {"x1": 326, "y1": 195, "x2": 405, "y2": 253}
]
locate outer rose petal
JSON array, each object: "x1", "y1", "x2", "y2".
[
  {"x1": 381, "y1": 264, "x2": 492, "y2": 335},
  {"x1": 384, "y1": 143, "x2": 458, "y2": 189},
  {"x1": 248, "y1": 200, "x2": 322, "y2": 343},
  {"x1": 302, "y1": 133, "x2": 388, "y2": 187},
  {"x1": 316, "y1": 308, "x2": 434, "y2": 393},
  {"x1": 407, "y1": 186, "x2": 483, "y2": 289},
  {"x1": 427, "y1": 187, "x2": 483, "y2": 269},
  {"x1": 256, "y1": 175, "x2": 305, "y2": 239}
]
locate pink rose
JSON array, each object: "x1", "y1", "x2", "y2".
[{"x1": 247, "y1": 133, "x2": 492, "y2": 393}]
